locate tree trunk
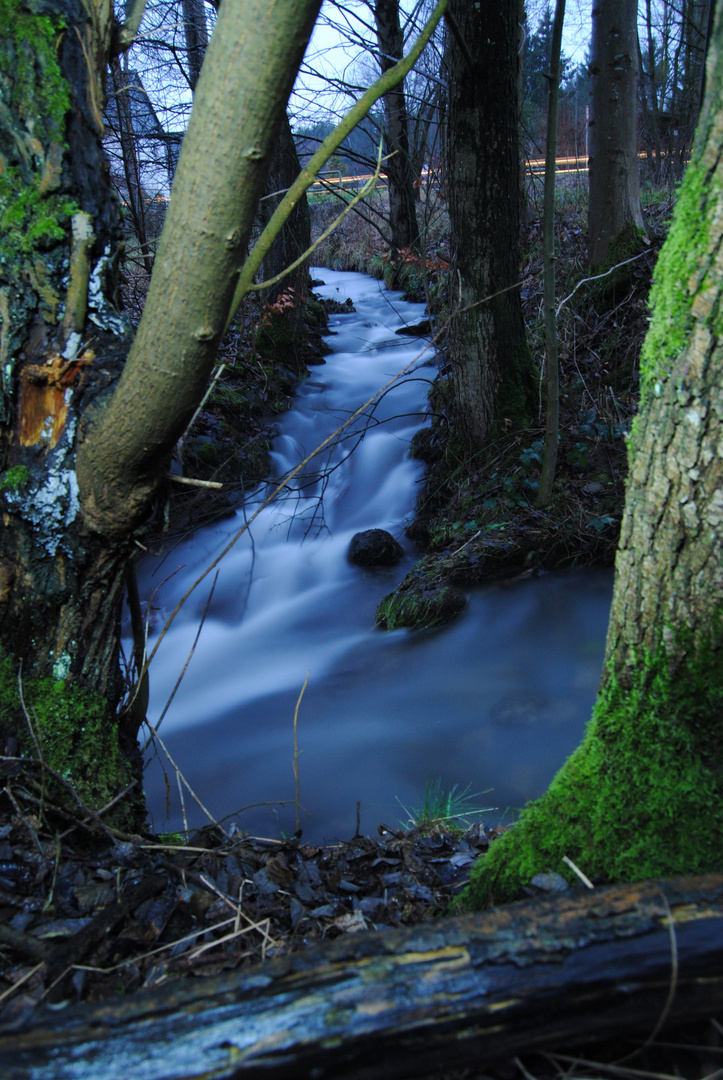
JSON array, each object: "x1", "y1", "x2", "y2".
[
  {"x1": 182, "y1": 0, "x2": 209, "y2": 91},
  {"x1": 462, "y1": 1, "x2": 723, "y2": 908},
  {"x1": 535, "y1": 0, "x2": 566, "y2": 507},
  {"x1": 445, "y1": 0, "x2": 537, "y2": 448},
  {"x1": 256, "y1": 112, "x2": 312, "y2": 374},
  {"x1": 643, "y1": 0, "x2": 664, "y2": 173},
  {"x1": 2, "y1": 875, "x2": 723, "y2": 1079},
  {"x1": 0, "y1": 0, "x2": 321, "y2": 825},
  {"x1": 0, "y1": 0, "x2": 143, "y2": 822},
  {"x1": 76, "y1": 0, "x2": 321, "y2": 540},
  {"x1": 588, "y1": 0, "x2": 645, "y2": 267},
  {"x1": 109, "y1": 57, "x2": 155, "y2": 272},
  {"x1": 374, "y1": 0, "x2": 419, "y2": 258}
]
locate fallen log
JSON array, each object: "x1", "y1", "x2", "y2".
[{"x1": 2, "y1": 875, "x2": 723, "y2": 1080}]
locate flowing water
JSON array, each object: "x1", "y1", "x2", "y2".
[{"x1": 136, "y1": 269, "x2": 613, "y2": 841}]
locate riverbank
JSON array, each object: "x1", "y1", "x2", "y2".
[
  {"x1": 1, "y1": 788, "x2": 719, "y2": 1080},
  {"x1": 380, "y1": 219, "x2": 662, "y2": 628},
  {"x1": 309, "y1": 189, "x2": 672, "y2": 629}
]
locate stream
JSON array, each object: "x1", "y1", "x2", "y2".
[{"x1": 136, "y1": 269, "x2": 613, "y2": 842}]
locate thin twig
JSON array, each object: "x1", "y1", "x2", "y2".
[
  {"x1": 165, "y1": 474, "x2": 224, "y2": 490},
  {"x1": 613, "y1": 890, "x2": 679, "y2": 1064},
  {"x1": 145, "y1": 571, "x2": 219, "y2": 744},
  {"x1": 0, "y1": 961, "x2": 46, "y2": 1006},
  {"x1": 293, "y1": 671, "x2": 310, "y2": 833},
  {"x1": 145, "y1": 724, "x2": 225, "y2": 835},
  {"x1": 17, "y1": 665, "x2": 42, "y2": 763},
  {"x1": 562, "y1": 854, "x2": 594, "y2": 889},
  {"x1": 179, "y1": 363, "x2": 226, "y2": 448},
  {"x1": 244, "y1": 146, "x2": 387, "y2": 297},
  {"x1": 556, "y1": 250, "x2": 649, "y2": 318}
]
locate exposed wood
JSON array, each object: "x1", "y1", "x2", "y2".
[{"x1": 2, "y1": 876, "x2": 723, "y2": 1079}]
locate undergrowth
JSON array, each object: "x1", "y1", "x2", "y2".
[{"x1": 398, "y1": 777, "x2": 494, "y2": 834}]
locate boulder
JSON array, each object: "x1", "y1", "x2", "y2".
[{"x1": 348, "y1": 529, "x2": 404, "y2": 568}]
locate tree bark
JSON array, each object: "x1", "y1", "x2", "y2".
[
  {"x1": 535, "y1": 0, "x2": 566, "y2": 507},
  {"x1": 76, "y1": 0, "x2": 321, "y2": 538},
  {"x1": 462, "y1": 1, "x2": 723, "y2": 907},
  {"x1": 588, "y1": 0, "x2": 645, "y2": 266},
  {"x1": 2, "y1": 875, "x2": 723, "y2": 1079},
  {"x1": 374, "y1": 0, "x2": 420, "y2": 256},
  {"x1": 445, "y1": 0, "x2": 536, "y2": 449},
  {"x1": 0, "y1": 2, "x2": 127, "y2": 683},
  {"x1": 181, "y1": 0, "x2": 209, "y2": 91}
]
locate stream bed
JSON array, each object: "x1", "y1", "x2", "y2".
[{"x1": 136, "y1": 269, "x2": 613, "y2": 842}]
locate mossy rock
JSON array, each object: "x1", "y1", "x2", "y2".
[{"x1": 376, "y1": 581, "x2": 467, "y2": 630}]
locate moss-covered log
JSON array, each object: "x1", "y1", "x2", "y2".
[
  {"x1": 461, "y1": 2, "x2": 723, "y2": 909},
  {"x1": 2, "y1": 876, "x2": 723, "y2": 1079}
]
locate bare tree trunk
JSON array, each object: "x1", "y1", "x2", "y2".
[
  {"x1": 642, "y1": 0, "x2": 664, "y2": 173},
  {"x1": 588, "y1": 0, "x2": 645, "y2": 266},
  {"x1": 256, "y1": 111, "x2": 312, "y2": 373},
  {"x1": 181, "y1": 0, "x2": 209, "y2": 91},
  {"x1": 109, "y1": 58, "x2": 154, "y2": 272},
  {"x1": 76, "y1": 0, "x2": 321, "y2": 538},
  {"x1": 445, "y1": 0, "x2": 536, "y2": 448},
  {"x1": 375, "y1": 0, "x2": 420, "y2": 256},
  {"x1": 536, "y1": 0, "x2": 566, "y2": 507}
]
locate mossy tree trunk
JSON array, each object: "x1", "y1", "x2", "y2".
[
  {"x1": 0, "y1": 0, "x2": 141, "y2": 820},
  {"x1": 462, "y1": 5, "x2": 723, "y2": 907},
  {"x1": 445, "y1": 0, "x2": 536, "y2": 449},
  {"x1": 587, "y1": 0, "x2": 646, "y2": 267},
  {"x1": 0, "y1": 0, "x2": 321, "y2": 825}
]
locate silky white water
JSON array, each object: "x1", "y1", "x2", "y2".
[{"x1": 136, "y1": 269, "x2": 612, "y2": 841}]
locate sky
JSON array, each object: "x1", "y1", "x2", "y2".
[{"x1": 293, "y1": 0, "x2": 593, "y2": 126}]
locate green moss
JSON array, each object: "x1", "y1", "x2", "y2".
[
  {"x1": 638, "y1": 159, "x2": 716, "y2": 409},
  {"x1": 0, "y1": 3, "x2": 77, "y2": 269},
  {"x1": 0, "y1": 465, "x2": 30, "y2": 491},
  {"x1": 210, "y1": 382, "x2": 249, "y2": 412},
  {"x1": 376, "y1": 581, "x2": 467, "y2": 630},
  {"x1": 458, "y1": 629, "x2": 723, "y2": 910},
  {"x1": 0, "y1": 2, "x2": 71, "y2": 140},
  {"x1": 0, "y1": 648, "x2": 134, "y2": 826},
  {"x1": 0, "y1": 172, "x2": 78, "y2": 256}
]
